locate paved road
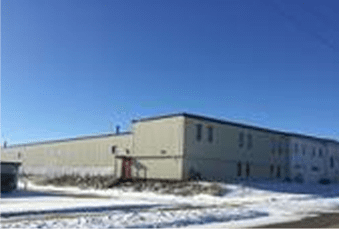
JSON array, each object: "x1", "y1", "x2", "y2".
[{"x1": 256, "y1": 213, "x2": 339, "y2": 228}]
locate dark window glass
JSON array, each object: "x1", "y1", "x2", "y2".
[
  {"x1": 311, "y1": 166, "x2": 319, "y2": 172},
  {"x1": 276, "y1": 166, "x2": 281, "y2": 178},
  {"x1": 319, "y1": 149, "x2": 323, "y2": 157},
  {"x1": 295, "y1": 144, "x2": 299, "y2": 155},
  {"x1": 302, "y1": 146, "x2": 306, "y2": 155},
  {"x1": 271, "y1": 140, "x2": 275, "y2": 155},
  {"x1": 312, "y1": 148, "x2": 316, "y2": 157},
  {"x1": 161, "y1": 150, "x2": 166, "y2": 154},
  {"x1": 247, "y1": 134, "x2": 252, "y2": 149},
  {"x1": 270, "y1": 165, "x2": 274, "y2": 176},
  {"x1": 237, "y1": 162, "x2": 242, "y2": 176},
  {"x1": 239, "y1": 132, "x2": 244, "y2": 148},
  {"x1": 208, "y1": 127, "x2": 213, "y2": 143},
  {"x1": 330, "y1": 157, "x2": 334, "y2": 168},
  {"x1": 278, "y1": 143, "x2": 282, "y2": 155},
  {"x1": 196, "y1": 124, "x2": 202, "y2": 141},
  {"x1": 246, "y1": 162, "x2": 250, "y2": 177},
  {"x1": 112, "y1": 146, "x2": 116, "y2": 154}
]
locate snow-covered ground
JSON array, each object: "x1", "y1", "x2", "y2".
[{"x1": 1, "y1": 179, "x2": 339, "y2": 228}]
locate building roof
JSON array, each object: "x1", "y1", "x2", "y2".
[
  {"x1": 3, "y1": 132, "x2": 132, "y2": 149},
  {"x1": 132, "y1": 112, "x2": 339, "y2": 145},
  {"x1": 0, "y1": 161, "x2": 22, "y2": 166}
]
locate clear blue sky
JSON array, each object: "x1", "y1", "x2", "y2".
[{"x1": 2, "y1": 0, "x2": 339, "y2": 145}]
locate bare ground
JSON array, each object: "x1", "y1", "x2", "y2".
[{"x1": 30, "y1": 174, "x2": 229, "y2": 196}]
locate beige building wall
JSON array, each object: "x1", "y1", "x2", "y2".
[
  {"x1": 131, "y1": 116, "x2": 185, "y2": 179},
  {"x1": 183, "y1": 116, "x2": 290, "y2": 181},
  {"x1": 268, "y1": 135, "x2": 291, "y2": 180},
  {"x1": 288, "y1": 136, "x2": 338, "y2": 183},
  {"x1": 1, "y1": 133, "x2": 132, "y2": 177}
]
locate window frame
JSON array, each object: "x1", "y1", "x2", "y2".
[
  {"x1": 239, "y1": 132, "x2": 244, "y2": 148},
  {"x1": 295, "y1": 143, "x2": 299, "y2": 155},
  {"x1": 330, "y1": 156, "x2": 334, "y2": 168},
  {"x1": 237, "y1": 162, "x2": 242, "y2": 177},
  {"x1": 208, "y1": 126, "x2": 213, "y2": 143},
  {"x1": 111, "y1": 146, "x2": 117, "y2": 154},
  {"x1": 196, "y1": 124, "x2": 202, "y2": 142},
  {"x1": 247, "y1": 134, "x2": 252, "y2": 149},
  {"x1": 319, "y1": 149, "x2": 323, "y2": 157}
]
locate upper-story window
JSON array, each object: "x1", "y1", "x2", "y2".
[
  {"x1": 302, "y1": 145, "x2": 306, "y2": 156},
  {"x1": 247, "y1": 134, "x2": 252, "y2": 149},
  {"x1": 207, "y1": 126, "x2": 213, "y2": 143},
  {"x1": 319, "y1": 149, "x2": 323, "y2": 157},
  {"x1": 271, "y1": 139, "x2": 275, "y2": 155},
  {"x1": 294, "y1": 144, "x2": 299, "y2": 155},
  {"x1": 285, "y1": 142, "x2": 289, "y2": 155},
  {"x1": 196, "y1": 124, "x2": 202, "y2": 141},
  {"x1": 312, "y1": 147, "x2": 316, "y2": 157},
  {"x1": 111, "y1": 146, "x2": 117, "y2": 154},
  {"x1": 278, "y1": 143, "x2": 282, "y2": 155},
  {"x1": 330, "y1": 156, "x2": 334, "y2": 168},
  {"x1": 239, "y1": 132, "x2": 244, "y2": 148}
]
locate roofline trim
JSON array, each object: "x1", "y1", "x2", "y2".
[
  {"x1": 2, "y1": 131, "x2": 132, "y2": 149},
  {"x1": 132, "y1": 112, "x2": 339, "y2": 144}
]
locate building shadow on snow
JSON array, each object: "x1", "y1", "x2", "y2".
[{"x1": 237, "y1": 178, "x2": 339, "y2": 198}]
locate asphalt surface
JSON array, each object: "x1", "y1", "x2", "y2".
[{"x1": 256, "y1": 213, "x2": 339, "y2": 228}]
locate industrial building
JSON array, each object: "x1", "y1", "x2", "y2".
[{"x1": 1, "y1": 113, "x2": 339, "y2": 183}]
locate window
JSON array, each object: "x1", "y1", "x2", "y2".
[
  {"x1": 126, "y1": 149, "x2": 130, "y2": 154},
  {"x1": 285, "y1": 142, "x2": 289, "y2": 155},
  {"x1": 311, "y1": 166, "x2": 319, "y2": 172},
  {"x1": 239, "y1": 132, "x2": 244, "y2": 148},
  {"x1": 111, "y1": 146, "x2": 116, "y2": 154},
  {"x1": 319, "y1": 149, "x2": 323, "y2": 157},
  {"x1": 330, "y1": 156, "x2": 334, "y2": 168},
  {"x1": 161, "y1": 150, "x2": 167, "y2": 155},
  {"x1": 208, "y1": 126, "x2": 213, "y2": 143},
  {"x1": 312, "y1": 148, "x2": 316, "y2": 157},
  {"x1": 295, "y1": 144, "x2": 299, "y2": 155},
  {"x1": 237, "y1": 162, "x2": 242, "y2": 176},
  {"x1": 270, "y1": 139, "x2": 275, "y2": 155},
  {"x1": 246, "y1": 162, "x2": 250, "y2": 177},
  {"x1": 278, "y1": 143, "x2": 282, "y2": 155},
  {"x1": 196, "y1": 124, "x2": 202, "y2": 141},
  {"x1": 247, "y1": 134, "x2": 252, "y2": 149},
  {"x1": 270, "y1": 165, "x2": 274, "y2": 177},
  {"x1": 276, "y1": 166, "x2": 281, "y2": 178},
  {"x1": 18, "y1": 152, "x2": 21, "y2": 159},
  {"x1": 302, "y1": 145, "x2": 306, "y2": 156}
]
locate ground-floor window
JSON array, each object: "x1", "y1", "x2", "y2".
[
  {"x1": 237, "y1": 162, "x2": 242, "y2": 176},
  {"x1": 276, "y1": 166, "x2": 281, "y2": 178},
  {"x1": 246, "y1": 162, "x2": 250, "y2": 177},
  {"x1": 270, "y1": 165, "x2": 274, "y2": 177}
]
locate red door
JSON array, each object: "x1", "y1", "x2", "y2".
[{"x1": 121, "y1": 157, "x2": 133, "y2": 179}]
